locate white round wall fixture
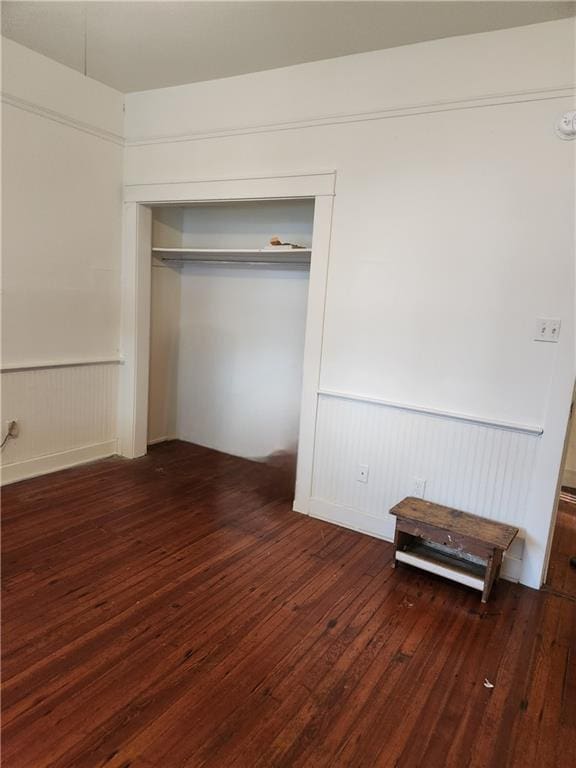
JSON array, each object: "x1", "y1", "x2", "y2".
[{"x1": 556, "y1": 110, "x2": 576, "y2": 140}]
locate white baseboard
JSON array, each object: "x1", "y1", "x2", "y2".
[
  {"x1": 0, "y1": 439, "x2": 119, "y2": 485},
  {"x1": 307, "y1": 497, "x2": 523, "y2": 584},
  {"x1": 147, "y1": 435, "x2": 176, "y2": 446},
  {"x1": 292, "y1": 495, "x2": 310, "y2": 515},
  {"x1": 309, "y1": 497, "x2": 396, "y2": 540}
]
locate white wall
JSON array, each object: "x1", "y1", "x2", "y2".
[
  {"x1": 176, "y1": 264, "x2": 309, "y2": 459},
  {"x1": 179, "y1": 200, "x2": 314, "y2": 250},
  {"x1": 1, "y1": 38, "x2": 124, "y2": 481},
  {"x1": 125, "y1": 19, "x2": 575, "y2": 588}
]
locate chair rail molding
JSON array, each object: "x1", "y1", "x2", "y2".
[{"x1": 318, "y1": 389, "x2": 544, "y2": 436}]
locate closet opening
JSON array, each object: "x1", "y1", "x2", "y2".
[{"x1": 147, "y1": 198, "x2": 315, "y2": 502}]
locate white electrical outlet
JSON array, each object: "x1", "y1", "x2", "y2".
[
  {"x1": 413, "y1": 477, "x2": 426, "y2": 498},
  {"x1": 356, "y1": 464, "x2": 369, "y2": 483},
  {"x1": 6, "y1": 419, "x2": 19, "y2": 438}
]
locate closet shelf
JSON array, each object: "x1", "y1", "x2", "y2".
[{"x1": 152, "y1": 247, "x2": 311, "y2": 266}]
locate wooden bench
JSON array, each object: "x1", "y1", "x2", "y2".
[{"x1": 390, "y1": 497, "x2": 518, "y2": 602}]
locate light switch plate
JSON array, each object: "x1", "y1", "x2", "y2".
[
  {"x1": 534, "y1": 317, "x2": 561, "y2": 343},
  {"x1": 549, "y1": 319, "x2": 561, "y2": 342}
]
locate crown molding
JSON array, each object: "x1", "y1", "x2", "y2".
[
  {"x1": 125, "y1": 84, "x2": 575, "y2": 147},
  {"x1": 1, "y1": 92, "x2": 124, "y2": 146},
  {"x1": 3, "y1": 83, "x2": 573, "y2": 151}
]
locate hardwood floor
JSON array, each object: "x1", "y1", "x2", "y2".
[
  {"x1": 546, "y1": 495, "x2": 576, "y2": 598},
  {"x1": 2, "y1": 440, "x2": 575, "y2": 767}
]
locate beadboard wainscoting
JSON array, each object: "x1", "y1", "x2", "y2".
[
  {"x1": 310, "y1": 393, "x2": 540, "y2": 581},
  {"x1": 0, "y1": 363, "x2": 120, "y2": 484}
]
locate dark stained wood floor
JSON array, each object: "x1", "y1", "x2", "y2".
[
  {"x1": 2, "y1": 440, "x2": 575, "y2": 768},
  {"x1": 546, "y1": 495, "x2": 576, "y2": 598}
]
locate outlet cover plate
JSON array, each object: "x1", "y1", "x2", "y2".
[{"x1": 357, "y1": 464, "x2": 369, "y2": 483}]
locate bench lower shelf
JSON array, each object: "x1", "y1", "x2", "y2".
[{"x1": 395, "y1": 543, "x2": 486, "y2": 592}]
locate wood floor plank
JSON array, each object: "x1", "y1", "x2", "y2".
[
  {"x1": 2, "y1": 440, "x2": 574, "y2": 768},
  {"x1": 545, "y1": 497, "x2": 576, "y2": 598}
]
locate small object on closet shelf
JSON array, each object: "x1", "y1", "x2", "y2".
[{"x1": 267, "y1": 236, "x2": 307, "y2": 249}]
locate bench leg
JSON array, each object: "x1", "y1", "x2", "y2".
[
  {"x1": 392, "y1": 529, "x2": 412, "y2": 569},
  {"x1": 481, "y1": 550, "x2": 502, "y2": 603},
  {"x1": 392, "y1": 528, "x2": 400, "y2": 568}
]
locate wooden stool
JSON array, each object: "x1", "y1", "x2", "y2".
[{"x1": 390, "y1": 497, "x2": 518, "y2": 602}]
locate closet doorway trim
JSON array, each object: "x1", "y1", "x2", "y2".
[{"x1": 119, "y1": 171, "x2": 336, "y2": 515}]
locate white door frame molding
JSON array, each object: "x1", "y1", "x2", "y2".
[
  {"x1": 117, "y1": 202, "x2": 152, "y2": 458},
  {"x1": 118, "y1": 171, "x2": 336, "y2": 514}
]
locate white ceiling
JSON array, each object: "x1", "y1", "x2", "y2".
[{"x1": 2, "y1": 1, "x2": 575, "y2": 93}]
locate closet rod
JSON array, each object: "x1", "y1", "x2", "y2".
[{"x1": 160, "y1": 259, "x2": 310, "y2": 267}]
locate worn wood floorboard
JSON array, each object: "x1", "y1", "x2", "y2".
[
  {"x1": 2, "y1": 440, "x2": 575, "y2": 767},
  {"x1": 546, "y1": 497, "x2": 576, "y2": 599}
]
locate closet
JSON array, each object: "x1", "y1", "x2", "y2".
[{"x1": 148, "y1": 199, "x2": 315, "y2": 472}]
